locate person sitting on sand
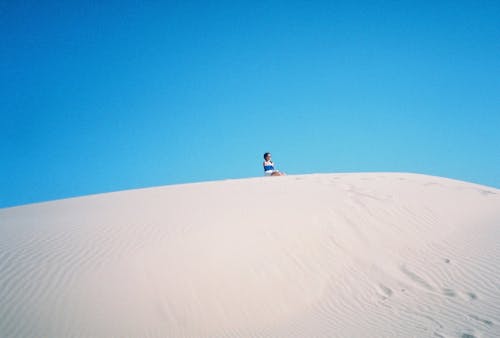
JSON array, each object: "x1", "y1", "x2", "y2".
[{"x1": 263, "y1": 152, "x2": 286, "y2": 176}]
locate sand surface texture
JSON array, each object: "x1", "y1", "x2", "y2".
[{"x1": 1, "y1": 173, "x2": 499, "y2": 337}]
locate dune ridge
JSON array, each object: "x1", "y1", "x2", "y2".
[{"x1": 0, "y1": 173, "x2": 499, "y2": 337}]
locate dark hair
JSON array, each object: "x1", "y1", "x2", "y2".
[{"x1": 263, "y1": 152, "x2": 271, "y2": 159}]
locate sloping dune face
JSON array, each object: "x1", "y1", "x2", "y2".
[{"x1": 1, "y1": 173, "x2": 499, "y2": 337}]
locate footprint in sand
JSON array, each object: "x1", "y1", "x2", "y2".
[
  {"x1": 376, "y1": 283, "x2": 393, "y2": 300},
  {"x1": 443, "y1": 288, "x2": 456, "y2": 297},
  {"x1": 461, "y1": 333, "x2": 477, "y2": 338},
  {"x1": 400, "y1": 265, "x2": 434, "y2": 291},
  {"x1": 442, "y1": 288, "x2": 478, "y2": 301},
  {"x1": 466, "y1": 292, "x2": 477, "y2": 300},
  {"x1": 469, "y1": 314, "x2": 493, "y2": 326}
]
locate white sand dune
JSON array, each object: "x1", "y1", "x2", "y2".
[{"x1": 1, "y1": 173, "x2": 499, "y2": 337}]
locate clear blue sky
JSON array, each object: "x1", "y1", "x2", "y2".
[{"x1": 2, "y1": 1, "x2": 499, "y2": 208}]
